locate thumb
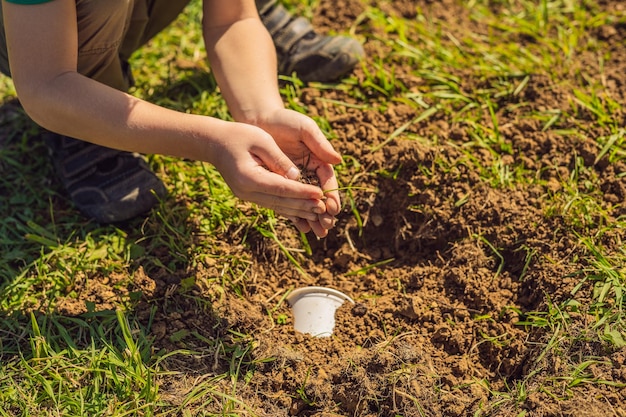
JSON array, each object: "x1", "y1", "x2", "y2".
[
  {"x1": 253, "y1": 138, "x2": 301, "y2": 180},
  {"x1": 301, "y1": 120, "x2": 342, "y2": 165}
]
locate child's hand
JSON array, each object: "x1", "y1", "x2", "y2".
[
  {"x1": 249, "y1": 108, "x2": 342, "y2": 237},
  {"x1": 209, "y1": 121, "x2": 338, "y2": 237}
]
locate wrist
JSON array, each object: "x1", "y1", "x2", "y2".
[
  {"x1": 234, "y1": 103, "x2": 284, "y2": 126},
  {"x1": 235, "y1": 102, "x2": 285, "y2": 128}
]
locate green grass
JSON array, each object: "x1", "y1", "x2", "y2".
[{"x1": 1, "y1": 0, "x2": 626, "y2": 415}]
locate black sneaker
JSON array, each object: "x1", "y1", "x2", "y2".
[
  {"x1": 43, "y1": 133, "x2": 166, "y2": 223},
  {"x1": 259, "y1": 3, "x2": 365, "y2": 82}
]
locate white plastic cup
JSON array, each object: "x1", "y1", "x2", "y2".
[{"x1": 286, "y1": 286, "x2": 354, "y2": 337}]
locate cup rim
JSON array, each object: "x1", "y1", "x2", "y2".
[{"x1": 286, "y1": 286, "x2": 354, "y2": 306}]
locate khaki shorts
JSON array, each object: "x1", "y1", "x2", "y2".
[{"x1": 0, "y1": 0, "x2": 191, "y2": 91}]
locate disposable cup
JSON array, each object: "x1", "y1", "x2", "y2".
[{"x1": 286, "y1": 286, "x2": 354, "y2": 337}]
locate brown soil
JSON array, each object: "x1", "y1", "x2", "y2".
[{"x1": 51, "y1": 0, "x2": 626, "y2": 416}]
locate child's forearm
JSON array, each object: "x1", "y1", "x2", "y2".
[
  {"x1": 204, "y1": 16, "x2": 285, "y2": 124},
  {"x1": 22, "y1": 70, "x2": 227, "y2": 163}
]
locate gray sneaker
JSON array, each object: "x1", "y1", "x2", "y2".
[
  {"x1": 44, "y1": 133, "x2": 166, "y2": 223},
  {"x1": 259, "y1": 3, "x2": 365, "y2": 82}
]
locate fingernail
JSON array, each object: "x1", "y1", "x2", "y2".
[
  {"x1": 313, "y1": 207, "x2": 325, "y2": 214},
  {"x1": 286, "y1": 166, "x2": 300, "y2": 180}
]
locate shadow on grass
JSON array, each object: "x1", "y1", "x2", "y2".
[
  {"x1": 0, "y1": 68, "x2": 220, "y2": 279},
  {"x1": 0, "y1": 74, "x2": 246, "y2": 414},
  {"x1": 0, "y1": 98, "x2": 64, "y2": 279}
]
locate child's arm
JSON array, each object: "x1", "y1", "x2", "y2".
[
  {"x1": 3, "y1": 0, "x2": 334, "y2": 235},
  {"x1": 203, "y1": 0, "x2": 343, "y2": 236}
]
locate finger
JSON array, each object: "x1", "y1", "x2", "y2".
[
  {"x1": 316, "y1": 164, "x2": 341, "y2": 216},
  {"x1": 307, "y1": 219, "x2": 329, "y2": 238},
  {"x1": 275, "y1": 206, "x2": 321, "y2": 222},
  {"x1": 251, "y1": 137, "x2": 302, "y2": 180},
  {"x1": 286, "y1": 215, "x2": 333, "y2": 238},
  {"x1": 285, "y1": 216, "x2": 312, "y2": 234},
  {"x1": 317, "y1": 212, "x2": 336, "y2": 230},
  {"x1": 299, "y1": 118, "x2": 342, "y2": 165},
  {"x1": 233, "y1": 186, "x2": 324, "y2": 217},
  {"x1": 242, "y1": 165, "x2": 324, "y2": 200}
]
